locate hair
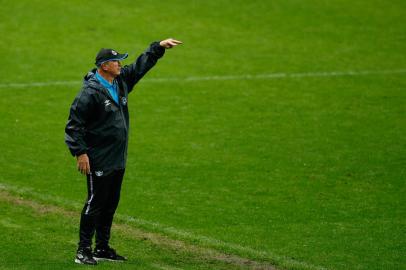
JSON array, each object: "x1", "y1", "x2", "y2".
[{"x1": 97, "y1": 61, "x2": 110, "y2": 70}]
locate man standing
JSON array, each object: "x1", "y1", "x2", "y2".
[{"x1": 65, "y1": 38, "x2": 182, "y2": 265}]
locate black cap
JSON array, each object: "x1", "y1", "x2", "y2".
[{"x1": 95, "y1": 48, "x2": 128, "y2": 66}]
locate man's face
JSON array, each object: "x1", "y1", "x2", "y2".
[{"x1": 102, "y1": 60, "x2": 122, "y2": 77}]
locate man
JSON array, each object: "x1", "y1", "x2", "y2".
[{"x1": 65, "y1": 38, "x2": 182, "y2": 265}]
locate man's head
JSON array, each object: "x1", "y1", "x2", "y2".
[{"x1": 95, "y1": 48, "x2": 128, "y2": 77}]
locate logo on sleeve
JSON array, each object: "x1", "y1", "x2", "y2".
[{"x1": 104, "y1": 100, "x2": 111, "y2": 107}]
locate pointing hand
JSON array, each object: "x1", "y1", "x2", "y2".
[{"x1": 159, "y1": 38, "x2": 183, "y2": 49}]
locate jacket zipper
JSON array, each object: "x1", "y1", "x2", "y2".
[
  {"x1": 117, "y1": 79, "x2": 128, "y2": 167},
  {"x1": 119, "y1": 96, "x2": 128, "y2": 167}
]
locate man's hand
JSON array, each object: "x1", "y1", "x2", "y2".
[
  {"x1": 160, "y1": 38, "x2": 182, "y2": 49},
  {"x1": 77, "y1": 154, "x2": 91, "y2": 175}
]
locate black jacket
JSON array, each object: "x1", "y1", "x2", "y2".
[{"x1": 65, "y1": 42, "x2": 165, "y2": 173}]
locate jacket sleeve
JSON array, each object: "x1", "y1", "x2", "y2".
[
  {"x1": 64, "y1": 90, "x2": 93, "y2": 157},
  {"x1": 120, "y1": 41, "x2": 165, "y2": 92}
]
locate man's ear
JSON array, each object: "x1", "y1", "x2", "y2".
[{"x1": 101, "y1": 62, "x2": 109, "y2": 71}]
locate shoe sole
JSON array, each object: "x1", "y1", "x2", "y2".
[
  {"x1": 74, "y1": 258, "x2": 97, "y2": 265},
  {"x1": 94, "y1": 257, "x2": 126, "y2": 262}
]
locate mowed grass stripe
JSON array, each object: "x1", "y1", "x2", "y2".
[
  {"x1": 0, "y1": 186, "x2": 277, "y2": 270},
  {"x1": 0, "y1": 182, "x2": 327, "y2": 270},
  {"x1": 0, "y1": 68, "x2": 405, "y2": 88}
]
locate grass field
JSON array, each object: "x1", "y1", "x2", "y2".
[{"x1": 0, "y1": 0, "x2": 405, "y2": 269}]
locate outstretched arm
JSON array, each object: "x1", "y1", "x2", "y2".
[{"x1": 120, "y1": 38, "x2": 182, "y2": 92}]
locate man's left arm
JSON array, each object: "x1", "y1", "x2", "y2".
[{"x1": 120, "y1": 38, "x2": 182, "y2": 92}]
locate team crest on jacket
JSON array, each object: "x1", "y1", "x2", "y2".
[
  {"x1": 95, "y1": 171, "x2": 103, "y2": 177},
  {"x1": 121, "y1": 97, "x2": 127, "y2": 105}
]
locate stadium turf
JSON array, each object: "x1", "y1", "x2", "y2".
[{"x1": 0, "y1": 0, "x2": 405, "y2": 269}]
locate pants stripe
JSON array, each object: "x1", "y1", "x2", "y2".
[{"x1": 85, "y1": 173, "x2": 94, "y2": 215}]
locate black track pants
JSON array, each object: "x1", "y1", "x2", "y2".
[{"x1": 78, "y1": 169, "x2": 125, "y2": 249}]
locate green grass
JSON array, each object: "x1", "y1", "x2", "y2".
[
  {"x1": 0, "y1": 0, "x2": 405, "y2": 269},
  {"x1": 0, "y1": 192, "x2": 246, "y2": 270}
]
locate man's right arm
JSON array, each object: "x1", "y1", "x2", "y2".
[
  {"x1": 119, "y1": 41, "x2": 166, "y2": 92},
  {"x1": 65, "y1": 90, "x2": 93, "y2": 174},
  {"x1": 120, "y1": 38, "x2": 182, "y2": 92}
]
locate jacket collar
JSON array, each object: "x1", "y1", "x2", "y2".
[{"x1": 83, "y1": 69, "x2": 125, "y2": 99}]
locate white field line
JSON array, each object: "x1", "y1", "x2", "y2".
[
  {"x1": 0, "y1": 182, "x2": 326, "y2": 270},
  {"x1": 0, "y1": 69, "x2": 405, "y2": 88}
]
